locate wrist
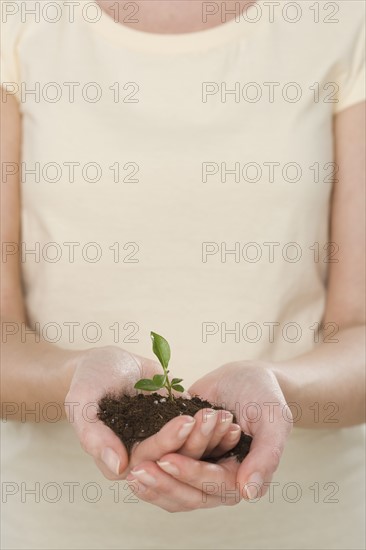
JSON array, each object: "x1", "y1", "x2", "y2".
[
  {"x1": 57, "y1": 349, "x2": 85, "y2": 399},
  {"x1": 269, "y1": 362, "x2": 298, "y2": 404}
]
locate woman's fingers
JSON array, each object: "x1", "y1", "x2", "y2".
[
  {"x1": 205, "y1": 423, "x2": 242, "y2": 458},
  {"x1": 94, "y1": 456, "x2": 126, "y2": 480},
  {"x1": 156, "y1": 453, "x2": 241, "y2": 498},
  {"x1": 178, "y1": 408, "x2": 234, "y2": 459},
  {"x1": 237, "y1": 414, "x2": 292, "y2": 499},
  {"x1": 126, "y1": 460, "x2": 237, "y2": 511},
  {"x1": 178, "y1": 408, "x2": 218, "y2": 458},
  {"x1": 67, "y1": 395, "x2": 198, "y2": 480},
  {"x1": 65, "y1": 389, "x2": 129, "y2": 478},
  {"x1": 203, "y1": 410, "x2": 235, "y2": 455},
  {"x1": 129, "y1": 415, "x2": 196, "y2": 471}
]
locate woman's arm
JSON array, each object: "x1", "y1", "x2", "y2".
[
  {"x1": 272, "y1": 101, "x2": 366, "y2": 428},
  {"x1": 0, "y1": 92, "x2": 78, "y2": 418}
]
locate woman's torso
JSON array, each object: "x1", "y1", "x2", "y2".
[{"x1": 1, "y1": 1, "x2": 365, "y2": 548}]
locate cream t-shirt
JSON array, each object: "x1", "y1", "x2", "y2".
[{"x1": 1, "y1": 1, "x2": 365, "y2": 549}]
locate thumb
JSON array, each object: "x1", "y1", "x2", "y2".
[
  {"x1": 237, "y1": 418, "x2": 292, "y2": 500},
  {"x1": 65, "y1": 393, "x2": 129, "y2": 480}
]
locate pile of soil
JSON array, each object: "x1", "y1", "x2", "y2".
[{"x1": 98, "y1": 393, "x2": 252, "y2": 463}]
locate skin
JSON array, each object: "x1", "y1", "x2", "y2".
[
  {"x1": 1, "y1": 0, "x2": 365, "y2": 513},
  {"x1": 99, "y1": 0, "x2": 255, "y2": 33}
]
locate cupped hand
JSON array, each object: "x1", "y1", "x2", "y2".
[
  {"x1": 127, "y1": 361, "x2": 292, "y2": 511},
  {"x1": 64, "y1": 346, "x2": 237, "y2": 480},
  {"x1": 64, "y1": 346, "x2": 191, "y2": 478}
]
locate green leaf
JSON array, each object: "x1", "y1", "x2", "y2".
[
  {"x1": 171, "y1": 378, "x2": 183, "y2": 385},
  {"x1": 152, "y1": 374, "x2": 166, "y2": 386},
  {"x1": 134, "y1": 379, "x2": 162, "y2": 391},
  {"x1": 150, "y1": 331, "x2": 171, "y2": 371},
  {"x1": 172, "y1": 384, "x2": 184, "y2": 393}
]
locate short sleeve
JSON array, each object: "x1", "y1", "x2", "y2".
[
  {"x1": 334, "y1": 19, "x2": 366, "y2": 114},
  {"x1": 0, "y1": 1, "x2": 24, "y2": 100}
]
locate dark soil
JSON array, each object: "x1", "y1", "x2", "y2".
[{"x1": 98, "y1": 393, "x2": 252, "y2": 463}]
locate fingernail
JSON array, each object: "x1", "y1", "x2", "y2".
[
  {"x1": 229, "y1": 424, "x2": 242, "y2": 437},
  {"x1": 217, "y1": 411, "x2": 233, "y2": 432},
  {"x1": 246, "y1": 472, "x2": 263, "y2": 500},
  {"x1": 218, "y1": 411, "x2": 233, "y2": 425},
  {"x1": 157, "y1": 461, "x2": 180, "y2": 476},
  {"x1": 178, "y1": 417, "x2": 195, "y2": 439},
  {"x1": 101, "y1": 447, "x2": 120, "y2": 476},
  {"x1": 201, "y1": 409, "x2": 217, "y2": 435},
  {"x1": 129, "y1": 468, "x2": 157, "y2": 486}
]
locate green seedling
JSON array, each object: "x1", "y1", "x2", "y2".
[{"x1": 134, "y1": 331, "x2": 184, "y2": 401}]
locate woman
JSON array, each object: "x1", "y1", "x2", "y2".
[{"x1": 1, "y1": 1, "x2": 365, "y2": 548}]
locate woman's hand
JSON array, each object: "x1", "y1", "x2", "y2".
[
  {"x1": 64, "y1": 346, "x2": 237, "y2": 479},
  {"x1": 126, "y1": 361, "x2": 293, "y2": 511},
  {"x1": 65, "y1": 346, "x2": 193, "y2": 478}
]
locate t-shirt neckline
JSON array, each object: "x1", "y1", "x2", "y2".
[{"x1": 89, "y1": 0, "x2": 264, "y2": 53}]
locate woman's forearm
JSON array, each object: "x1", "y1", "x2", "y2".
[
  {"x1": 1, "y1": 321, "x2": 80, "y2": 420},
  {"x1": 271, "y1": 325, "x2": 365, "y2": 428}
]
